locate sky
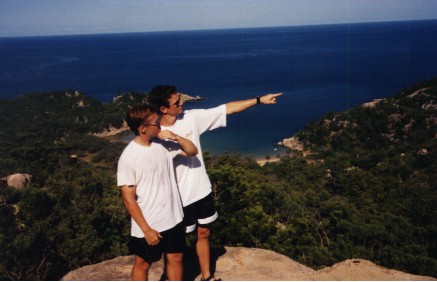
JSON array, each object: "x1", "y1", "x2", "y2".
[{"x1": 1, "y1": 0, "x2": 437, "y2": 37}]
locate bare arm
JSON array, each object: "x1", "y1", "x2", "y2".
[
  {"x1": 226, "y1": 93, "x2": 283, "y2": 115},
  {"x1": 158, "y1": 130, "x2": 198, "y2": 156},
  {"x1": 121, "y1": 185, "x2": 162, "y2": 245}
]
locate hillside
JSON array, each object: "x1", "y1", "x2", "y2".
[
  {"x1": 204, "y1": 77, "x2": 436, "y2": 277},
  {"x1": 0, "y1": 78, "x2": 436, "y2": 280}
]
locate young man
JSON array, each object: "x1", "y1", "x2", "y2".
[
  {"x1": 117, "y1": 104, "x2": 198, "y2": 281},
  {"x1": 148, "y1": 86, "x2": 282, "y2": 281}
]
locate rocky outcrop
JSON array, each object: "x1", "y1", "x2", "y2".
[
  {"x1": 277, "y1": 137, "x2": 304, "y2": 151},
  {"x1": 180, "y1": 93, "x2": 206, "y2": 102},
  {"x1": 1, "y1": 173, "x2": 32, "y2": 189},
  {"x1": 297, "y1": 258, "x2": 435, "y2": 281},
  {"x1": 61, "y1": 247, "x2": 435, "y2": 281},
  {"x1": 407, "y1": 87, "x2": 429, "y2": 98},
  {"x1": 361, "y1": 98, "x2": 387, "y2": 108},
  {"x1": 91, "y1": 121, "x2": 130, "y2": 138}
]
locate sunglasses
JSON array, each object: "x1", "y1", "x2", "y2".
[
  {"x1": 170, "y1": 94, "x2": 183, "y2": 107},
  {"x1": 141, "y1": 115, "x2": 161, "y2": 127}
]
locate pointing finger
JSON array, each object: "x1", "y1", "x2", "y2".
[{"x1": 271, "y1": 93, "x2": 283, "y2": 97}]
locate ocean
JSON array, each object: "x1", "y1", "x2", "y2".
[{"x1": 1, "y1": 20, "x2": 437, "y2": 158}]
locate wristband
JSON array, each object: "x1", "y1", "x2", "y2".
[{"x1": 256, "y1": 96, "x2": 261, "y2": 104}]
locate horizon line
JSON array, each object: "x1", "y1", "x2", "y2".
[{"x1": 1, "y1": 18, "x2": 436, "y2": 39}]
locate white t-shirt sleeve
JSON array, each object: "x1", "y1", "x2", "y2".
[
  {"x1": 117, "y1": 155, "x2": 136, "y2": 187},
  {"x1": 188, "y1": 104, "x2": 227, "y2": 134},
  {"x1": 154, "y1": 139, "x2": 183, "y2": 159}
]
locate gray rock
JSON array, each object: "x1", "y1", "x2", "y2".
[
  {"x1": 1, "y1": 173, "x2": 32, "y2": 189},
  {"x1": 61, "y1": 247, "x2": 436, "y2": 281}
]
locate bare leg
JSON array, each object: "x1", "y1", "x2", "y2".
[
  {"x1": 165, "y1": 252, "x2": 183, "y2": 281},
  {"x1": 197, "y1": 226, "x2": 212, "y2": 280},
  {"x1": 132, "y1": 255, "x2": 150, "y2": 281}
]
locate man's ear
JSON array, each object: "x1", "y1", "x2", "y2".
[
  {"x1": 139, "y1": 124, "x2": 146, "y2": 135},
  {"x1": 160, "y1": 105, "x2": 168, "y2": 114}
]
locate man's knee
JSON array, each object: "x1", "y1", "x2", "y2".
[
  {"x1": 166, "y1": 252, "x2": 183, "y2": 264},
  {"x1": 197, "y1": 226, "x2": 211, "y2": 239},
  {"x1": 165, "y1": 253, "x2": 183, "y2": 280},
  {"x1": 134, "y1": 256, "x2": 151, "y2": 271}
]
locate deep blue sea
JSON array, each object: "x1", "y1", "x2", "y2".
[{"x1": 1, "y1": 20, "x2": 437, "y2": 157}]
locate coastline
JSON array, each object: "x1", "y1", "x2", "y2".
[
  {"x1": 255, "y1": 156, "x2": 281, "y2": 166},
  {"x1": 100, "y1": 128, "x2": 285, "y2": 166}
]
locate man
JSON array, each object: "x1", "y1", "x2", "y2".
[
  {"x1": 149, "y1": 86, "x2": 282, "y2": 281},
  {"x1": 117, "y1": 104, "x2": 198, "y2": 280}
]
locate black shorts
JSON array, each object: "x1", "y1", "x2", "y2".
[
  {"x1": 128, "y1": 222, "x2": 186, "y2": 265},
  {"x1": 183, "y1": 192, "x2": 218, "y2": 233}
]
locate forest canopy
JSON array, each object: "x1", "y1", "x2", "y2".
[{"x1": 0, "y1": 78, "x2": 436, "y2": 280}]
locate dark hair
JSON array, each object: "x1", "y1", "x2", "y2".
[
  {"x1": 126, "y1": 104, "x2": 155, "y2": 136},
  {"x1": 148, "y1": 85, "x2": 177, "y2": 113}
]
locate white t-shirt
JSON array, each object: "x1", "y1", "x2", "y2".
[
  {"x1": 160, "y1": 105, "x2": 227, "y2": 206},
  {"x1": 117, "y1": 140, "x2": 184, "y2": 237}
]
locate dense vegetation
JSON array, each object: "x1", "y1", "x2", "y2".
[
  {"x1": 208, "y1": 78, "x2": 436, "y2": 276},
  {"x1": 0, "y1": 78, "x2": 435, "y2": 279},
  {"x1": 0, "y1": 91, "x2": 144, "y2": 280}
]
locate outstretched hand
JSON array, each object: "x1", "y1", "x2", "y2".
[
  {"x1": 226, "y1": 92, "x2": 283, "y2": 114},
  {"x1": 261, "y1": 93, "x2": 283, "y2": 104}
]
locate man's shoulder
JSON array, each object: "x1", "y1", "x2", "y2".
[
  {"x1": 118, "y1": 141, "x2": 138, "y2": 159},
  {"x1": 174, "y1": 111, "x2": 200, "y2": 128},
  {"x1": 181, "y1": 105, "x2": 224, "y2": 118},
  {"x1": 117, "y1": 142, "x2": 135, "y2": 168},
  {"x1": 119, "y1": 140, "x2": 135, "y2": 154}
]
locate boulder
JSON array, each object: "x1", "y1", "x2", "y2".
[
  {"x1": 277, "y1": 137, "x2": 304, "y2": 151},
  {"x1": 1, "y1": 173, "x2": 32, "y2": 189},
  {"x1": 61, "y1": 247, "x2": 436, "y2": 281}
]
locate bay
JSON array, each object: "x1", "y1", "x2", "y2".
[{"x1": 1, "y1": 20, "x2": 437, "y2": 157}]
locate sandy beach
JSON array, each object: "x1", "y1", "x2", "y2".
[{"x1": 256, "y1": 156, "x2": 281, "y2": 166}]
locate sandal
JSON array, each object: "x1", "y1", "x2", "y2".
[{"x1": 201, "y1": 275, "x2": 222, "y2": 281}]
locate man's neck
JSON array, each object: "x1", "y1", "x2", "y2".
[
  {"x1": 134, "y1": 135, "x2": 152, "y2": 147},
  {"x1": 160, "y1": 114, "x2": 177, "y2": 127}
]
